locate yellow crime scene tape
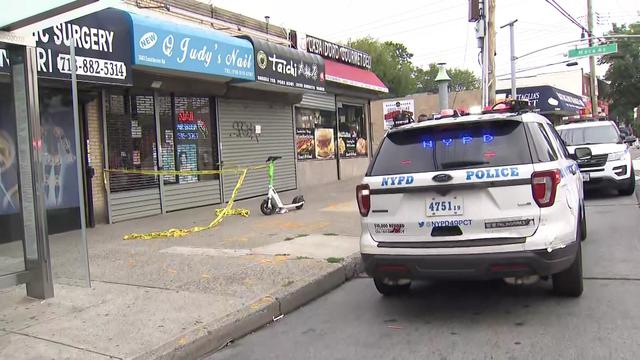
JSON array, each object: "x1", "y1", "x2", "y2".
[{"x1": 103, "y1": 164, "x2": 267, "y2": 240}]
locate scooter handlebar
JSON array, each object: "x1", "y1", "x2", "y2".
[{"x1": 266, "y1": 156, "x2": 282, "y2": 162}]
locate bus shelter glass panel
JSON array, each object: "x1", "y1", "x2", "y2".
[
  {"x1": 39, "y1": 87, "x2": 90, "y2": 286},
  {"x1": 0, "y1": 75, "x2": 27, "y2": 276}
]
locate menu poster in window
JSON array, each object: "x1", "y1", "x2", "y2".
[
  {"x1": 131, "y1": 120, "x2": 142, "y2": 138},
  {"x1": 339, "y1": 136, "x2": 357, "y2": 157},
  {"x1": 356, "y1": 137, "x2": 368, "y2": 156},
  {"x1": 315, "y1": 128, "x2": 335, "y2": 159},
  {"x1": 296, "y1": 128, "x2": 315, "y2": 160},
  {"x1": 132, "y1": 150, "x2": 141, "y2": 165},
  {"x1": 383, "y1": 100, "x2": 414, "y2": 130},
  {"x1": 177, "y1": 144, "x2": 197, "y2": 183}
]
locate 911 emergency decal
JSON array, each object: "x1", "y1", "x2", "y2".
[
  {"x1": 485, "y1": 218, "x2": 535, "y2": 229},
  {"x1": 374, "y1": 223, "x2": 406, "y2": 234},
  {"x1": 466, "y1": 167, "x2": 519, "y2": 181}
]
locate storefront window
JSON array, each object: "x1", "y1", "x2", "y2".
[
  {"x1": 295, "y1": 107, "x2": 336, "y2": 160},
  {"x1": 106, "y1": 93, "x2": 159, "y2": 192},
  {"x1": 173, "y1": 96, "x2": 217, "y2": 183},
  {"x1": 338, "y1": 104, "x2": 368, "y2": 158}
]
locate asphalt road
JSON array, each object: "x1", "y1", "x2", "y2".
[{"x1": 209, "y1": 162, "x2": 640, "y2": 360}]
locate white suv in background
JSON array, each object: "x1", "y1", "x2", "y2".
[
  {"x1": 357, "y1": 103, "x2": 585, "y2": 298},
  {"x1": 557, "y1": 121, "x2": 635, "y2": 196}
]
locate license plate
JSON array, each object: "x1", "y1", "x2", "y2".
[
  {"x1": 582, "y1": 172, "x2": 590, "y2": 182},
  {"x1": 427, "y1": 196, "x2": 464, "y2": 217}
]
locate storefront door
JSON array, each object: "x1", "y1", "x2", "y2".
[
  {"x1": 105, "y1": 92, "x2": 162, "y2": 223},
  {"x1": 104, "y1": 91, "x2": 221, "y2": 223}
]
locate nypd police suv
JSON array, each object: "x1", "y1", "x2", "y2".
[
  {"x1": 557, "y1": 120, "x2": 635, "y2": 196},
  {"x1": 357, "y1": 101, "x2": 585, "y2": 297}
]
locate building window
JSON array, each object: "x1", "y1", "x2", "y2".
[
  {"x1": 172, "y1": 96, "x2": 217, "y2": 183},
  {"x1": 295, "y1": 107, "x2": 337, "y2": 160},
  {"x1": 106, "y1": 93, "x2": 219, "y2": 192},
  {"x1": 338, "y1": 104, "x2": 367, "y2": 158},
  {"x1": 106, "y1": 93, "x2": 159, "y2": 192}
]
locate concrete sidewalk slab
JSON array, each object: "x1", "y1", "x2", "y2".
[
  {"x1": 15, "y1": 282, "x2": 244, "y2": 359},
  {"x1": 0, "y1": 331, "x2": 112, "y2": 359},
  {"x1": 252, "y1": 235, "x2": 359, "y2": 260}
]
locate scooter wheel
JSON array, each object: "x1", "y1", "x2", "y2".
[
  {"x1": 260, "y1": 199, "x2": 276, "y2": 215},
  {"x1": 293, "y1": 195, "x2": 304, "y2": 210}
]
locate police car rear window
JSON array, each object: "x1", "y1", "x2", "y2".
[{"x1": 369, "y1": 120, "x2": 532, "y2": 176}]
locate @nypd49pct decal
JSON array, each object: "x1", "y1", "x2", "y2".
[
  {"x1": 485, "y1": 218, "x2": 535, "y2": 229},
  {"x1": 419, "y1": 219, "x2": 472, "y2": 228}
]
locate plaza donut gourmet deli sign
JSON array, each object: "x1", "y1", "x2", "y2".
[
  {"x1": 305, "y1": 35, "x2": 371, "y2": 69},
  {"x1": 0, "y1": 9, "x2": 132, "y2": 85}
]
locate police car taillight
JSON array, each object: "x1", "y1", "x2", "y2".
[
  {"x1": 531, "y1": 170, "x2": 561, "y2": 208},
  {"x1": 356, "y1": 184, "x2": 370, "y2": 217}
]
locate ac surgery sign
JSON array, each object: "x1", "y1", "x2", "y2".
[{"x1": 0, "y1": 9, "x2": 132, "y2": 85}]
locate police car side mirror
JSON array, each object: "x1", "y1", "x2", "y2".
[{"x1": 574, "y1": 147, "x2": 592, "y2": 160}]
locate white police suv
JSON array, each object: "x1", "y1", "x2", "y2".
[
  {"x1": 357, "y1": 101, "x2": 585, "y2": 297},
  {"x1": 556, "y1": 121, "x2": 635, "y2": 196}
]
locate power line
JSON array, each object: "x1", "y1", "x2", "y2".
[
  {"x1": 376, "y1": 16, "x2": 467, "y2": 40},
  {"x1": 323, "y1": 0, "x2": 466, "y2": 38},
  {"x1": 544, "y1": 0, "x2": 591, "y2": 35}
]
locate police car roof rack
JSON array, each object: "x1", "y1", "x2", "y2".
[{"x1": 482, "y1": 99, "x2": 533, "y2": 115}]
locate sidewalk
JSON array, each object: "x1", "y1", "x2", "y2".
[{"x1": 0, "y1": 177, "x2": 364, "y2": 359}]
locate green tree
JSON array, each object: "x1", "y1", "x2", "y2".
[
  {"x1": 600, "y1": 22, "x2": 640, "y2": 123},
  {"x1": 348, "y1": 37, "x2": 417, "y2": 97},
  {"x1": 414, "y1": 63, "x2": 480, "y2": 93}
]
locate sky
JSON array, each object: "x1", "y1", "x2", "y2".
[{"x1": 205, "y1": 0, "x2": 639, "y2": 81}]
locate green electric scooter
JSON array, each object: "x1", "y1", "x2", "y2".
[{"x1": 260, "y1": 156, "x2": 304, "y2": 215}]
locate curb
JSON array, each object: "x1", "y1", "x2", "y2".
[{"x1": 133, "y1": 254, "x2": 363, "y2": 360}]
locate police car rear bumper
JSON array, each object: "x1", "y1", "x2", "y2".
[{"x1": 361, "y1": 241, "x2": 578, "y2": 280}]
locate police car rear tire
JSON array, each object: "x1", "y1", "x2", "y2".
[
  {"x1": 374, "y1": 277, "x2": 411, "y2": 296},
  {"x1": 552, "y1": 241, "x2": 583, "y2": 298}
]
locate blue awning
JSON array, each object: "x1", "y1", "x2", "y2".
[
  {"x1": 128, "y1": 12, "x2": 255, "y2": 81},
  {"x1": 497, "y1": 85, "x2": 586, "y2": 115}
]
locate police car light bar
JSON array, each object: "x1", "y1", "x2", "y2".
[{"x1": 483, "y1": 99, "x2": 532, "y2": 114}]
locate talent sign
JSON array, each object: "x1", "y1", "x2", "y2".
[
  {"x1": 305, "y1": 35, "x2": 372, "y2": 70},
  {"x1": 0, "y1": 8, "x2": 132, "y2": 85},
  {"x1": 243, "y1": 36, "x2": 325, "y2": 92}
]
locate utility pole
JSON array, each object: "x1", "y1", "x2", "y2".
[
  {"x1": 487, "y1": 0, "x2": 496, "y2": 105},
  {"x1": 501, "y1": 19, "x2": 518, "y2": 100},
  {"x1": 587, "y1": 0, "x2": 599, "y2": 118}
]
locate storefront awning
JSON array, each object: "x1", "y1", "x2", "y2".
[
  {"x1": 129, "y1": 12, "x2": 255, "y2": 81},
  {"x1": 236, "y1": 35, "x2": 325, "y2": 92},
  {"x1": 497, "y1": 85, "x2": 585, "y2": 115},
  {"x1": 324, "y1": 60, "x2": 388, "y2": 93}
]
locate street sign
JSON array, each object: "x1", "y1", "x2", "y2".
[{"x1": 568, "y1": 43, "x2": 618, "y2": 58}]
